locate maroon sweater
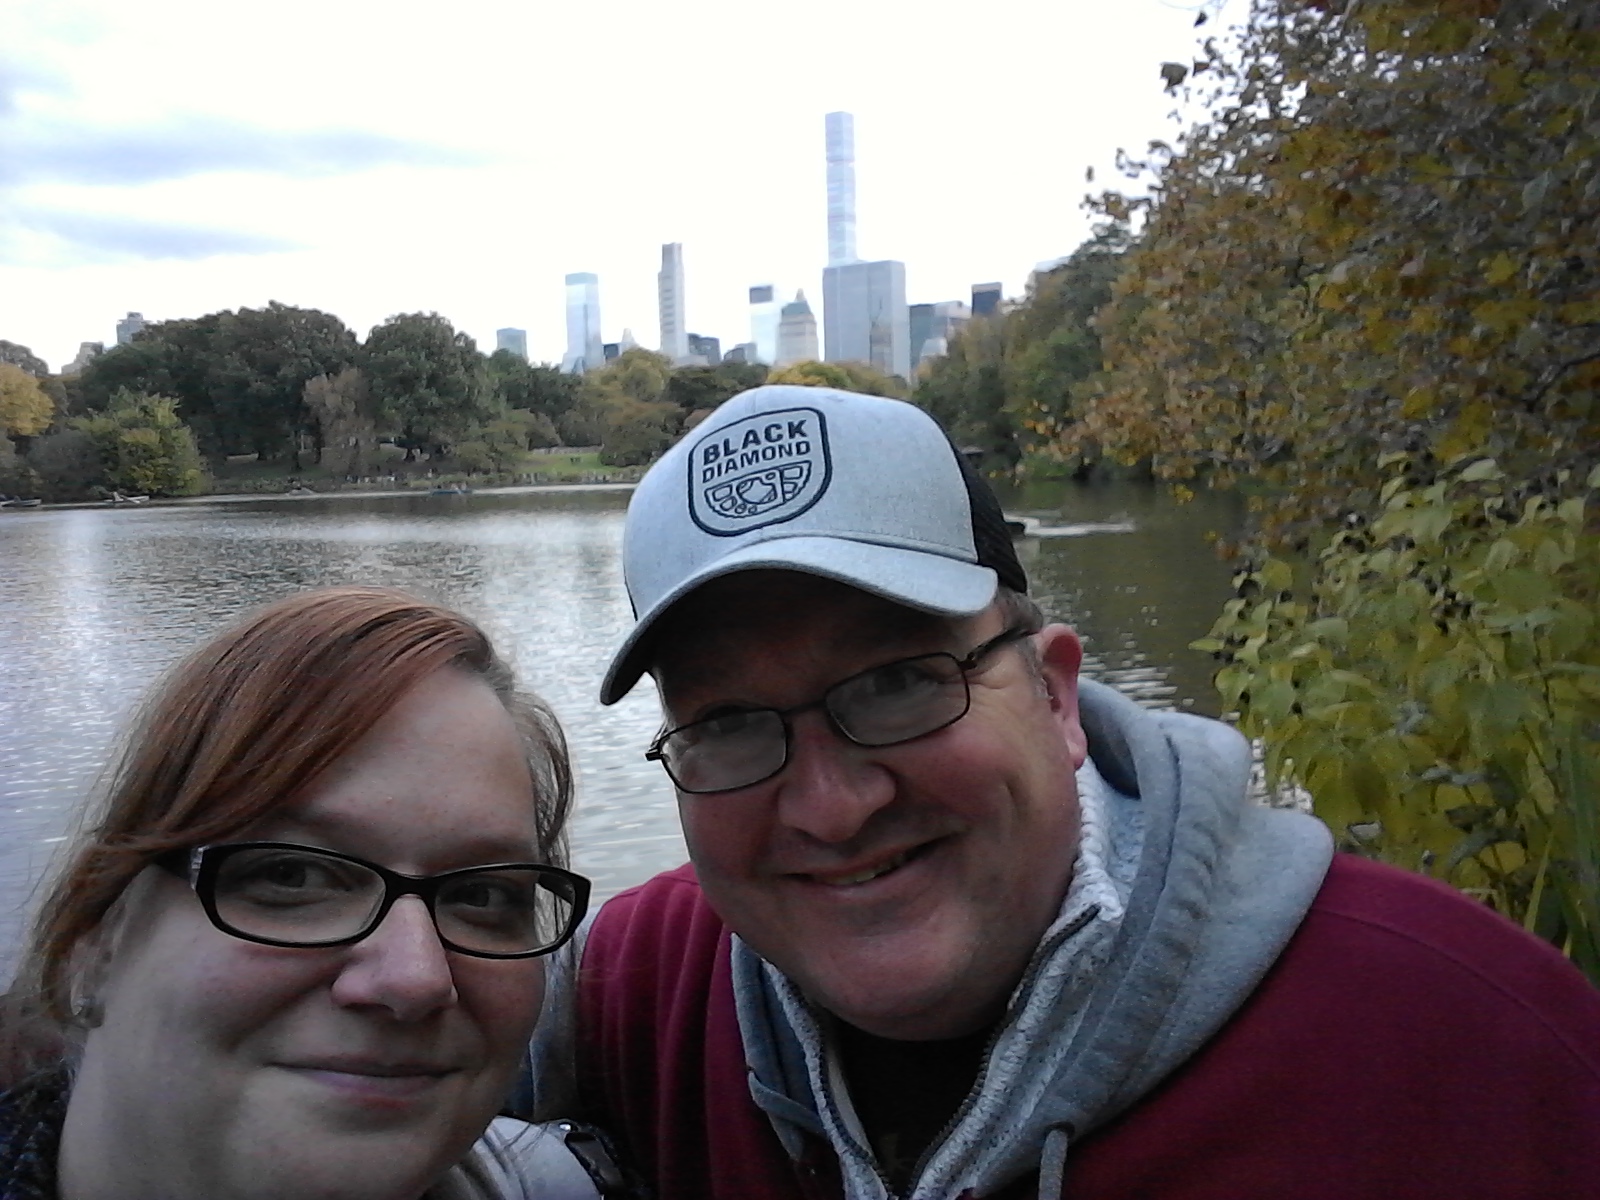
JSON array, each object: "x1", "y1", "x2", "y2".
[{"x1": 576, "y1": 854, "x2": 1600, "y2": 1199}]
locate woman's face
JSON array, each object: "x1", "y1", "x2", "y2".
[{"x1": 65, "y1": 667, "x2": 550, "y2": 1200}]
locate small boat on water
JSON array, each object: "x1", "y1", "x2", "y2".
[
  {"x1": 430, "y1": 484, "x2": 473, "y2": 495},
  {"x1": 107, "y1": 491, "x2": 150, "y2": 505},
  {"x1": 1, "y1": 497, "x2": 43, "y2": 508},
  {"x1": 286, "y1": 485, "x2": 317, "y2": 496}
]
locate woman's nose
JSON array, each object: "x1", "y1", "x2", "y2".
[{"x1": 329, "y1": 895, "x2": 458, "y2": 1021}]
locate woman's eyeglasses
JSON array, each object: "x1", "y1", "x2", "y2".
[
  {"x1": 646, "y1": 625, "x2": 1036, "y2": 794},
  {"x1": 157, "y1": 842, "x2": 589, "y2": 959}
]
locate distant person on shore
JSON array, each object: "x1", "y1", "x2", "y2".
[
  {"x1": 0, "y1": 587, "x2": 632, "y2": 1199},
  {"x1": 526, "y1": 386, "x2": 1600, "y2": 1199}
]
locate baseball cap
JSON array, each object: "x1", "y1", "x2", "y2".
[{"x1": 599, "y1": 385, "x2": 1027, "y2": 704}]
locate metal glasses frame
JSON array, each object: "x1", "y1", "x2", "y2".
[{"x1": 646, "y1": 624, "x2": 1037, "y2": 794}]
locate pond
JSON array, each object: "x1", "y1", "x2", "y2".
[{"x1": 0, "y1": 479, "x2": 1241, "y2": 981}]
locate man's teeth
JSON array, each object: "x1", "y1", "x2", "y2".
[{"x1": 819, "y1": 849, "x2": 912, "y2": 887}]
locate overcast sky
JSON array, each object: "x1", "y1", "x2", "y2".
[{"x1": 1, "y1": 0, "x2": 1242, "y2": 372}]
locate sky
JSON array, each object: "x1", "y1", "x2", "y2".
[{"x1": 0, "y1": 0, "x2": 1243, "y2": 373}]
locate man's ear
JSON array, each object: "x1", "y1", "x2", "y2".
[{"x1": 1035, "y1": 624, "x2": 1088, "y2": 769}]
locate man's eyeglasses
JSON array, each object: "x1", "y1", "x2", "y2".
[
  {"x1": 647, "y1": 625, "x2": 1036, "y2": 795},
  {"x1": 157, "y1": 842, "x2": 590, "y2": 959}
]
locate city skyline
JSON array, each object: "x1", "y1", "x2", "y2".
[{"x1": 2, "y1": 0, "x2": 1243, "y2": 371}]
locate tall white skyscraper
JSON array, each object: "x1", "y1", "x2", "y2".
[
  {"x1": 825, "y1": 112, "x2": 858, "y2": 267},
  {"x1": 658, "y1": 243, "x2": 689, "y2": 362},
  {"x1": 562, "y1": 273, "x2": 603, "y2": 374},
  {"x1": 748, "y1": 285, "x2": 780, "y2": 365}
]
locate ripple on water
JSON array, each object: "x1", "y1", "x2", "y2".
[{"x1": 0, "y1": 483, "x2": 1239, "y2": 982}]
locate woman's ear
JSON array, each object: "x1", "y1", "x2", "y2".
[{"x1": 66, "y1": 871, "x2": 157, "y2": 1030}]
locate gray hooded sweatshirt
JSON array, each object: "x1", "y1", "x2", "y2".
[{"x1": 728, "y1": 679, "x2": 1334, "y2": 1200}]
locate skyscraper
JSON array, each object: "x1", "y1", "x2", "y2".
[
  {"x1": 822, "y1": 259, "x2": 910, "y2": 379},
  {"x1": 116, "y1": 312, "x2": 146, "y2": 345},
  {"x1": 776, "y1": 291, "x2": 819, "y2": 365},
  {"x1": 825, "y1": 112, "x2": 858, "y2": 266},
  {"x1": 562, "y1": 273, "x2": 604, "y2": 374},
  {"x1": 495, "y1": 328, "x2": 528, "y2": 360},
  {"x1": 748, "y1": 285, "x2": 780, "y2": 365},
  {"x1": 971, "y1": 282, "x2": 1003, "y2": 317},
  {"x1": 909, "y1": 300, "x2": 971, "y2": 372},
  {"x1": 658, "y1": 243, "x2": 689, "y2": 363},
  {"x1": 686, "y1": 333, "x2": 721, "y2": 366}
]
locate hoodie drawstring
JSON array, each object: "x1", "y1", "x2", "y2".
[{"x1": 1038, "y1": 1123, "x2": 1075, "y2": 1200}]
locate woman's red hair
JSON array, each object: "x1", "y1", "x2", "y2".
[{"x1": 3, "y1": 586, "x2": 572, "y2": 1077}]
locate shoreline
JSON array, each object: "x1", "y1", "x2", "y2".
[{"x1": 2, "y1": 480, "x2": 640, "y2": 513}]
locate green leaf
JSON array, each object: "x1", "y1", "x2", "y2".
[{"x1": 1460, "y1": 457, "x2": 1502, "y2": 481}]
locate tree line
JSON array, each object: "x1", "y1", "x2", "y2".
[
  {"x1": 0, "y1": 311, "x2": 824, "y2": 499},
  {"x1": 912, "y1": 0, "x2": 1598, "y2": 981}
]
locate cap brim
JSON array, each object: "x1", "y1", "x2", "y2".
[{"x1": 599, "y1": 536, "x2": 999, "y2": 705}]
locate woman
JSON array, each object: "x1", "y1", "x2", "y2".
[{"x1": 0, "y1": 586, "x2": 617, "y2": 1199}]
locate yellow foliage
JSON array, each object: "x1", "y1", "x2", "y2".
[{"x1": 0, "y1": 363, "x2": 54, "y2": 438}]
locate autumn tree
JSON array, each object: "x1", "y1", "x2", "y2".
[
  {"x1": 915, "y1": 225, "x2": 1127, "y2": 473},
  {"x1": 767, "y1": 360, "x2": 906, "y2": 398},
  {"x1": 0, "y1": 363, "x2": 54, "y2": 442},
  {"x1": 1083, "y1": 0, "x2": 1600, "y2": 977},
  {"x1": 75, "y1": 390, "x2": 206, "y2": 496}
]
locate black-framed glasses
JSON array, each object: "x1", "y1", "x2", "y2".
[
  {"x1": 157, "y1": 842, "x2": 590, "y2": 959},
  {"x1": 647, "y1": 625, "x2": 1036, "y2": 795}
]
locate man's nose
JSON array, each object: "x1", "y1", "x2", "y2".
[
  {"x1": 774, "y1": 709, "x2": 896, "y2": 843},
  {"x1": 329, "y1": 895, "x2": 458, "y2": 1021}
]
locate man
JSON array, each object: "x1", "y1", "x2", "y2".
[{"x1": 529, "y1": 386, "x2": 1600, "y2": 1199}]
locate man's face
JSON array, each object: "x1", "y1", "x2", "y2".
[{"x1": 652, "y1": 571, "x2": 1087, "y2": 1040}]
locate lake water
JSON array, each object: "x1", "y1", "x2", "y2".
[{"x1": 0, "y1": 480, "x2": 1240, "y2": 982}]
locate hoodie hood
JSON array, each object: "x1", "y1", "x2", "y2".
[{"x1": 733, "y1": 678, "x2": 1334, "y2": 1199}]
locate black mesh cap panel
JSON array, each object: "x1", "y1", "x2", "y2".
[{"x1": 945, "y1": 438, "x2": 1028, "y2": 594}]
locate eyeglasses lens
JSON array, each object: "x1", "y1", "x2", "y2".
[
  {"x1": 209, "y1": 847, "x2": 576, "y2": 955},
  {"x1": 433, "y1": 868, "x2": 575, "y2": 955},
  {"x1": 663, "y1": 708, "x2": 788, "y2": 794},
  {"x1": 661, "y1": 654, "x2": 970, "y2": 793},
  {"x1": 213, "y1": 847, "x2": 383, "y2": 945},
  {"x1": 828, "y1": 654, "x2": 968, "y2": 746}
]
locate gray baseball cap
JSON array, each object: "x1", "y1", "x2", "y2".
[{"x1": 599, "y1": 385, "x2": 1027, "y2": 704}]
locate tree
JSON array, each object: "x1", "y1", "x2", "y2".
[
  {"x1": 26, "y1": 430, "x2": 101, "y2": 501},
  {"x1": 75, "y1": 390, "x2": 206, "y2": 496},
  {"x1": 1083, "y1": 0, "x2": 1600, "y2": 979},
  {"x1": 209, "y1": 304, "x2": 359, "y2": 465},
  {"x1": 0, "y1": 363, "x2": 54, "y2": 439},
  {"x1": 0, "y1": 341, "x2": 48, "y2": 378},
  {"x1": 453, "y1": 416, "x2": 531, "y2": 475},
  {"x1": 486, "y1": 350, "x2": 581, "y2": 424},
  {"x1": 0, "y1": 434, "x2": 38, "y2": 497},
  {"x1": 304, "y1": 368, "x2": 378, "y2": 478},
  {"x1": 74, "y1": 306, "x2": 356, "y2": 462},
  {"x1": 913, "y1": 224, "x2": 1128, "y2": 473},
  {"x1": 363, "y1": 313, "x2": 495, "y2": 459},
  {"x1": 767, "y1": 360, "x2": 906, "y2": 398},
  {"x1": 665, "y1": 362, "x2": 768, "y2": 416}
]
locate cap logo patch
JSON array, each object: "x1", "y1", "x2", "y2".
[{"x1": 687, "y1": 407, "x2": 831, "y2": 536}]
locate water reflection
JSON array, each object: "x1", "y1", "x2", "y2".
[{"x1": 0, "y1": 480, "x2": 1240, "y2": 981}]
